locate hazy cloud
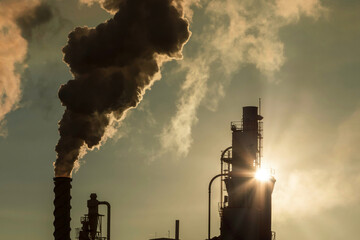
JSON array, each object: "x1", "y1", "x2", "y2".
[
  {"x1": 274, "y1": 108, "x2": 360, "y2": 219},
  {"x1": 0, "y1": 0, "x2": 51, "y2": 136},
  {"x1": 275, "y1": 0, "x2": 327, "y2": 20},
  {"x1": 15, "y1": 2, "x2": 53, "y2": 40}
]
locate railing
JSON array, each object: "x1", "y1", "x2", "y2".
[
  {"x1": 76, "y1": 214, "x2": 107, "y2": 240},
  {"x1": 230, "y1": 121, "x2": 243, "y2": 131},
  {"x1": 221, "y1": 148, "x2": 232, "y2": 163},
  {"x1": 219, "y1": 147, "x2": 232, "y2": 219}
]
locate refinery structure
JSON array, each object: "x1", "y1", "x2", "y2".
[
  {"x1": 217, "y1": 106, "x2": 276, "y2": 240},
  {"x1": 53, "y1": 104, "x2": 276, "y2": 240}
]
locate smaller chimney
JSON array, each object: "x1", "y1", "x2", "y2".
[
  {"x1": 87, "y1": 193, "x2": 99, "y2": 240},
  {"x1": 175, "y1": 220, "x2": 180, "y2": 240}
]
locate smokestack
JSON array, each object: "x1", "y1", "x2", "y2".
[
  {"x1": 175, "y1": 220, "x2": 179, "y2": 240},
  {"x1": 53, "y1": 177, "x2": 72, "y2": 240}
]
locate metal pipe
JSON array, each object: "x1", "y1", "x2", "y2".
[
  {"x1": 99, "y1": 201, "x2": 111, "y2": 240},
  {"x1": 220, "y1": 147, "x2": 232, "y2": 212},
  {"x1": 175, "y1": 220, "x2": 179, "y2": 240},
  {"x1": 220, "y1": 146, "x2": 232, "y2": 160},
  {"x1": 220, "y1": 148, "x2": 232, "y2": 199},
  {"x1": 208, "y1": 173, "x2": 228, "y2": 240}
]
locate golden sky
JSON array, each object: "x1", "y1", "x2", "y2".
[{"x1": 0, "y1": 0, "x2": 359, "y2": 239}]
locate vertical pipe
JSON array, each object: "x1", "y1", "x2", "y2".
[
  {"x1": 220, "y1": 146, "x2": 232, "y2": 210},
  {"x1": 265, "y1": 179, "x2": 275, "y2": 240},
  {"x1": 208, "y1": 184, "x2": 211, "y2": 240},
  {"x1": 220, "y1": 155, "x2": 223, "y2": 209},
  {"x1": 99, "y1": 201, "x2": 111, "y2": 240},
  {"x1": 175, "y1": 220, "x2": 179, "y2": 240},
  {"x1": 53, "y1": 177, "x2": 72, "y2": 240},
  {"x1": 209, "y1": 173, "x2": 227, "y2": 240}
]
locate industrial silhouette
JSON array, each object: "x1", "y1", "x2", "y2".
[
  {"x1": 217, "y1": 106, "x2": 276, "y2": 240},
  {"x1": 76, "y1": 194, "x2": 110, "y2": 240},
  {"x1": 150, "y1": 220, "x2": 180, "y2": 240},
  {"x1": 53, "y1": 104, "x2": 276, "y2": 240}
]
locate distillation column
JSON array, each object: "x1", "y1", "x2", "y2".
[{"x1": 221, "y1": 106, "x2": 275, "y2": 240}]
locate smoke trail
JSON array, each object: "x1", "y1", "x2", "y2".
[
  {"x1": 0, "y1": 0, "x2": 53, "y2": 136},
  {"x1": 16, "y1": 2, "x2": 53, "y2": 40},
  {"x1": 54, "y1": 0, "x2": 190, "y2": 177},
  {"x1": 160, "y1": 0, "x2": 326, "y2": 156},
  {"x1": 161, "y1": 57, "x2": 209, "y2": 156}
]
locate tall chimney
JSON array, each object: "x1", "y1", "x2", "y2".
[{"x1": 53, "y1": 177, "x2": 72, "y2": 240}]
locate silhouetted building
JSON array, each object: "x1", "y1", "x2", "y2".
[
  {"x1": 76, "y1": 193, "x2": 111, "y2": 240},
  {"x1": 219, "y1": 106, "x2": 276, "y2": 240}
]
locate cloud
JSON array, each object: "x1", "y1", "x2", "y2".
[
  {"x1": 15, "y1": 2, "x2": 53, "y2": 40},
  {"x1": 160, "y1": 0, "x2": 327, "y2": 156},
  {"x1": 0, "y1": 0, "x2": 51, "y2": 136},
  {"x1": 275, "y1": 0, "x2": 327, "y2": 21},
  {"x1": 274, "y1": 108, "x2": 360, "y2": 219}
]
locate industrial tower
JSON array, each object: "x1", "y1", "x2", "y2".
[
  {"x1": 76, "y1": 194, "x2": 111, "y2": 240},
  {"x1": 219, "y1": 106, "x2": 276, "y2": 240}
]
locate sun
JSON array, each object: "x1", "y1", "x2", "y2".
[{"x1": 255, "y1": 168, "x2": 271, "y2": 181}]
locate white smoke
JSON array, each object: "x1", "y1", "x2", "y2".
[
  {"x1": 77, "y1": 0, "x2": 327, "y2": 157},
  {"x1": 161, "y1": 0, "x2": 327, "y2": 156},
  {"x1": 160, "y1": 58, "x2": 209, "y2": 156},
  {"x1": 0, "y1": 0, "x2": 42, "y2": 136}
]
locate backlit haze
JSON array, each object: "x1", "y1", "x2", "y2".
[{"x1": 1, "y1": 0, "x2": 360, "y2": 239}]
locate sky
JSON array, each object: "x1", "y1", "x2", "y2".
[{"x1": 0, "y1": 0, "x2": 360, "y2": 239}]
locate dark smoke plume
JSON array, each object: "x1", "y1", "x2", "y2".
[
  {"x1": 54, "y1": 0, "x2": 190, "y2": 177},
  {"x1": 15, "y1": 2, "x2": 53, "y2": 40}
]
